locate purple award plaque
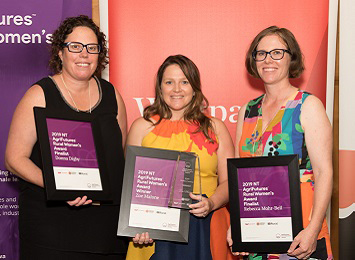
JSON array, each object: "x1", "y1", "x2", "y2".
[
  {"x1": 237, "y1": 166, "x2": 291, "y2": 219},
  {"x1": 227, "y1": 155, "x2": 303, "y2": 253},
  {"x1": 237, "y1": 165, "x2": 293, "y2": 242},
  {"x1": 47, "y1": 118, "x2": 98, "y2": 168},
  {"x1": 117, "y1": 146, "x2": 196, "y2": 243},
  {"x1": 34, "y1": 107, "x2": 111, "y2": 201},
  {"x1": 46, "y1": 118, "x2": 102, "y2": 191},
  {"x1": 131, "y1": 156, "x2": 185, "y2": 207}
]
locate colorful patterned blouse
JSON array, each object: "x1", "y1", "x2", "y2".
[
  {"x1": 127, "y1": 115, "x2": 234, "y2": 260},
  {"x1": 239, "y1": 91, "x2": 332, "y2": 260}
]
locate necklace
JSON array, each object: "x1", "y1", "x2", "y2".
[{"x1": 60, "y1": 74, "x2": 91, "y2": 113}]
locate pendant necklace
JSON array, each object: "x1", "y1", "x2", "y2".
[{"x1": 60, "y1": 73, "x2": 91, "y2": 113}]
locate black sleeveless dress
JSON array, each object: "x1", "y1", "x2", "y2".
[{"x1": 19, "y1": 77, "x2": 128, "y2": 259}]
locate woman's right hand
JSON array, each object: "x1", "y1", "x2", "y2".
[
  {"x1": 227, "y1": 225, "x2": 250, "y2": 257},
  {"x1": 67, "y1": 196, "x2": 92, "y2": 206},
  {"x1": 132, "y1": 232, "x2": 154, "y2": 245}
]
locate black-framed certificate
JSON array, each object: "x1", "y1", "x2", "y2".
[
  {"x1": 33, "y1": 107, "x2": 111, "y2": 201},
  {"x1": 227, "y1": 155, "x2": 303, "y2": 253},
  {"x1": 117, "y1": 145, "x2": 198, "y2": 243}
]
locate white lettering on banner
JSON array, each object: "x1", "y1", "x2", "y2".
[
  {"x1": 133, "y1": 97, "x2": 240, "y2": 123},
  {"x1": 229, "y1": 105, "x2": 240, "y2": 123},
  {"x1": 0, "y1": 14, "x2": 33, "y2": 26},
  {"x1": 0, "y1": 170, "x2": 18, "y2": 183},
  {"x1": 209, "y1": 105, "x2": 240, "y2": 123},
  {"x1": 0, "y1": 196, "x2": 19, "y2": 217},
  {"x1": 0, "y1": 14, "x2": 52, "y2": 44},
  {"x1": 133, "y1": 97, "x2": 155, "y2": 116},
  {"x1": 210, "y1": 105, "x2": 227, "y2": 121}
]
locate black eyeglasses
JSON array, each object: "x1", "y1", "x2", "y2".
[
  {"x1": 252, "y1": 49, "x2": 291, "y2": 61},
  {"x1": 62, "y1": 42, "x2": 101, "y2": 54}
]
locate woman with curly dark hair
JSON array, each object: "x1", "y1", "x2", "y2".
[{"x1": 5, "y1": 15, "x2": 128, "y2": 259}]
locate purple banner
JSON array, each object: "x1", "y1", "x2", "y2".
[
  {"x1": 131, "y1": 156, "x2": 185, "y2": 207},
  {"x1": 238, "y1": 166, "x2": 291, "y2": 218},
  {"x1": 47, "y1": 118, "x2": 98, "y2": 168},
  {"x1": 0, "y1": 1, "x2": 91, "y2": 259}
]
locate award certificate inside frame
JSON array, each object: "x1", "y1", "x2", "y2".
[
  {"x1": 117, "y1": 145, "x2": 197, "y2": 243},
  {"x1": 34, "y1": 107, "x2": 111, "y2": 201},
  {"x1": 228, "y1": 155, "x2": 303, "y2": 253}
]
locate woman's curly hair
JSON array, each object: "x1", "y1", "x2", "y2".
[{"x1": 49, "y1": 15, "x2": 108, "y2": 76}]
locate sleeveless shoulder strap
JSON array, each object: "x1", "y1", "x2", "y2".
[
  {"x1": 95, "y1": 77, "x2": 118, "y2": 115},
  {"x1": 34, "y1": 77, "x2": 70, "y2": 111},
  {"x1": 244, "y1": 94, "x2": 264, "y2": 119}
]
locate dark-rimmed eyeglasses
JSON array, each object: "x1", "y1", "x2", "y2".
[
  {"x1": 62, "y1": 42, "x2": 101, "y2": 54},
  {"x1": 252, "y1": 49, "x2": 291, "y2": 62}
]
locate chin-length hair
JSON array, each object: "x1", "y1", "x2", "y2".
[
  {"x1": 49, "y1": 15, "x2": 108, "y2": 76},
  {"x1": 143, "y1": 55, "x2": 215, "y2": 142},
  {"x1": 245, "y1": 26, "x2": 304, "y2": 78}
]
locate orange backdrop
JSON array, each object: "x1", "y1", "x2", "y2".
[{"x1": 107, "y1": 0, "x2": 329, "y2": 141}]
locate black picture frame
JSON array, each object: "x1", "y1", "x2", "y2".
[
  {"x1": 33, "y1": 107, "x2": 111, "y2": 201},
  {"x1": 117, "y1": 145, "x2": 197, "y2": 243},
  {"x1": 228, "y1": 155, "x2": 303, "y2": 253}
]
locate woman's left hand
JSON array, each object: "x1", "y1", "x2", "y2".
[
  {"x1": 132, "y1": 232, "x2": 154, "y2": 245},
  {"x1": 287, "y1": 226, "x2": 318, "y2": 259},
  {"x1": 188, "y1": 193, "x2": 214, "y2": 217}
]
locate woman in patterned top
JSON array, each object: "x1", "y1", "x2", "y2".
[
  {"x1": 126, "y1": 55, "x2": 235, "y2": 260},
  {"x1": 227, "y1": 26, "x2": 333, "y2": 260}
]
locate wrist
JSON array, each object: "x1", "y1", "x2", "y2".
[
  {"x1": 305, "y1": 222, "x2": 322, "y2": 236},
  {"x1": 208, "y1": 198, "x2": 216, "y2": 211}
]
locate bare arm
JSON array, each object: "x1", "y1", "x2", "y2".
[
  {"x1": 189, "y1": 118, "x2": 234, "y2": 216},
  {"x1": 288, "y1": 95, "x2": 333, "y2": 259},
  {"x1": 5, "y1": 85, "x2": 45, "y2": 187},
  {"x1": 126, "y1": 117, "x2": 154, "y2": 147},
  {"x1": 114, "y1": 87, "x2": 127, "y2": 149},
  {"x1": 209, "y1": 118, "x2": 235, "y2": 209}
]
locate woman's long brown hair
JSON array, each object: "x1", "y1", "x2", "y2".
[{"x1": 143, "y1": 55, "x2": 215, "y2": 142}]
